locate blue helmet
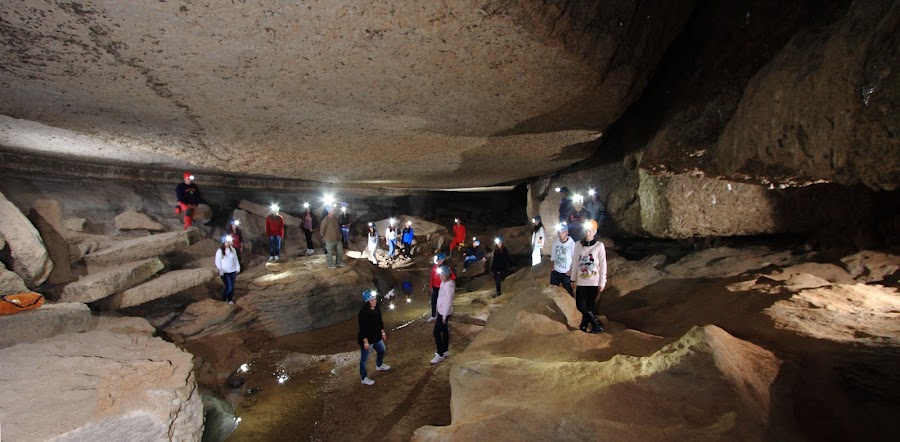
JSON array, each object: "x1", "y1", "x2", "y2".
[
  {"x1": 557, "y1": 222, "x2": 569, "y2": 232},
  {"x1": 435, "y1": 253, "x2": 446, "y2": 261},
  {"x1": 362, "y1": 290, "x2": 377, "y2": 302}
]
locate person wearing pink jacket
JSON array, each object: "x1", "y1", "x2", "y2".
[{"x1": 571, "y1": 220, "x2": 607, "y2": 333}]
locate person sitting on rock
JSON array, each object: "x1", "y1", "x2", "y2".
[
  {"x1": 462, "y1": 239, "x2": 485, "y2": 273},
  {"x1": 490, "y1": 236, "x2": 509, "y2": 298},
  {"x1": 431, "y1": 265, "x2": 455, "y2": 364},
  {"x1": 175, "y1": 172, "x2": 201, "y2": 230},
  {"x1": 366, "y1": 222, "x2": 379, "y2": 265},
  {"x1": 215, "y1": 235, "x2": 241, "y2": 305},
  {"x1": 358, "y1": 289, "x2": 390, "y2": 385},
  {"x1": 531, "y1": 215, "x2": 545, "y2": 266},
  {"x1": 550, "y1": 222, "x2": 575, "y2": 297},
  {"x1": 450, "y1": 218, "x2": 467, "y2": 258},
  {"x1": 401, "y1": 220, "x2": 415, "y2": 258},
  {"x1": 226, "y1": 219, "x2": 243, "y2": 264},
  {"x1": 571, "y1": 220, "x2": 607, "y2": 333},
  {"x1": 320, "y1": 209, "x2": 344, "y2": 268},
  {"x1": 302, "y1": 209, "x2": 316, "y2": 255},
  {"x1": 266, "y1": 206, "x2": 285, "y2": 261},
  {"x1": 339, "y1": 206, "x2": 352, "y2": 249},
  {"x1": 429, "y1": 253, "x2": 456, "y2": 321}
]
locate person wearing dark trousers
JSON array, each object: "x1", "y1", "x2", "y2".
[
  {"x1": 571, "y1": 220, "x2": 607, "y2": 333},
  {"x1": 226, "y1": 219, "x2": 243, "y2": 264},
  {"x1": 358, "y1": 290, "x2": 390, "y2": 385},
  {"x1": 302, "y1": 210, "x2": 315, "y2": 255},
  {"x1": 339, "y1": 207, "x2": 352, "y2": 248},
  {"x1": 175, "y1": 172, "x2": 201, "y2": 230},
  {"x1": 431, "y1": 266, "x2": 455, "y2": 364},
  {"x1": 266, "y1": 206, "x2": 285, "y2": 261},
  {"x1": 215, "y1": 235, "x2": 241, "y2": 305},
  {"x1": 550, "y1": 222, "x2": 576, "y2": 297},
  {"x1": 462, "y1": 239, "x2": 485, "y2": 272},
  {"x1": 401, "y1": 220, "x2": 415, "y2": 258},
  {"x1": 429, "y1": 253, "x2": 455, "y2": 321},
  {"x1": 490, "y1": 237, "x2": 509, "y2": 297}
]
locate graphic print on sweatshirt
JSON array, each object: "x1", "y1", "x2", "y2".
[
  {"x1": 577, "y1": 253, "x2": 598, "y2": 279},
  {"x1": 553, "y1": 243, "x2": 570, "y2": 267}
]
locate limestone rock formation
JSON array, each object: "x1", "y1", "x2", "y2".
[
  {"x1": 840, "y1": 250, "x2": 899, "y2": 283},
  {"x1": 0, "y1": 191, "x2": 53, "y2": 287},
  {"x1": 0, "y1": 261, "x2": 28, "y2": 295},
  {"x1": 27, "y1": 199, "x2": 75, "y2": 285},
  {"x1": 0, "y1": 318, "x2": 204, "y2": 441},
  {"x1": 0, "y1": 302, "x2": 92, "y2": 349},
  {"x1": 60, "y1": 258, "x2": 166, "y2": 304},
  {"x1": 84, "y1": 228, "x2": 201, "y2": 267},
  {"x1": 115, "y1": 210, "x2": 166, "y2": 231},
  {"x1": 100, "y1": 267, "x2": 218, "y2": 310},
  {"x1": 163, "y1": 298, "x2": 253, "y2": 343},
  {"x1": 238, "y1": 200, "x2": 301, "y2": 226},
  {"x1": 64, "y1": 217, "x2": 86, "y2": 233}
]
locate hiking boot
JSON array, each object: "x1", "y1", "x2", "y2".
[
  {"x1": 588, "y1": 312, "x2": 604, "y2": 333},
  {"x1": 361, "y1": 377, "x2": 375, "y2": 386}
]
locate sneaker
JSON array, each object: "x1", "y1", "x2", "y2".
[
  {"x1": 268, "y1": 256, "x2": 275, "y2": 261},
  {"x1": 430, "y1": 353, "x2": 446, "y2": 364},
  {"x1": 228, "y1": 301, "x2": 235, "y2": 305},
  {"x1": 427, "y1": 316, "x2": 436, "y2": 322},
  {"x1": 376, "y1": 364, "x2": 391, "y2": 371},
  {"x1": 462, "y1": 268, "x2": 467, "y2": 273},
  {"x1": 361, "y1": 377, "x2": 375, "y2": 386},
  {"x1": 306, "y1": 249, "x2": 314, "y2": 255},
  {"x1": 275, "y1": 255, "x2": 280, "y2": 261},
  {"x1": 337, "y1": 263, "x2": 346, "y2": 268},
  {"x1": 328, "y1": 265, "x2": 337, "y2": 269}
]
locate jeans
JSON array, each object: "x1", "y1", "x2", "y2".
[
  {"x1": 431, "y1": 287, "x2": 440, "y2": 318},
  {"x1": 463, "y1": 255, "x2": 477, "y2": 269},
  {"x1": 550, "y1": 271, "x2": 574, "y2": 297},
  {"x1": 268, "y1": 236, "x2": 282, "y2": 257},
  {"x1": 302, "y1": 228, "x2": 314, "y2": 250},
  {"x1": 220, "y1": 272, "x2": 236, "y2": 302},
  {"x1": 359, "y1": 339, "x2": 386, "y2": 380},
  {"x1": 341, "y1": 227, "x2": 350, "y2": 246},
  {"x1": 325, "y1": 241, "x2": 344, "y2": 266},
  {"x1": 433, "y1": 314, "x2": 450, "y2": 356},
  {"x1": 575, "y1": 285, "x2": 600, "y2": 326},
  {"x1": 493, "y1": 271, "x2": 503, "y2": 294},
  {"x1": 387, "y1": 239, "x2": 397, "y2": 257}
]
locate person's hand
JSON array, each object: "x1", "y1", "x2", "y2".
[
  {"x1": 381, "y1": 332, "x2": 387, "y2": 343},
  {"x1": 442, "y1": 317, "x2": 447, "y2": 324},
  {"x1": 600, "y1": 285, "x2": 606, "y2": 292},
  {"x1": 363, "y1": 342, "x2": 370, "y2": 351}
]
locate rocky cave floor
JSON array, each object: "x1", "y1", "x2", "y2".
[{"x1": 181, "y1": 239, "x2": 898, "y2": 441}]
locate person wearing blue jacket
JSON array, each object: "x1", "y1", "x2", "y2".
[{"x1": 401, "y1": 220, "x2": 415, "y2": 258}]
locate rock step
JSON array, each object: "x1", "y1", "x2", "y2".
[
  {"x1": 99, "y1": 267, "x2": 218, "y2": 310},
  {"x1": 0, "y1": 190, "x2": 53, "y2": 288},
  {"x1": 0, "y1": 320, "x2": 203, "y2": 441},
  {"x1": 114, "y1": 210, "x2": 165, "y2": 231},
  {"x1": 0, "y1": 302, "x2": 92, "y2": 349},
  {"x1": 238, "y1": 199, "x2": 302, "y2": 226},
  {"x1": 59, "y1": 258, "x2": 165, "y2": 304},
  {"x1": 84, "y1": 228, "x2": 201, "y2": 267}
]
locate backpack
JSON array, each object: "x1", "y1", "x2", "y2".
[{"x1": 0, "y1": 292, "x2": 45, "y2": 315}]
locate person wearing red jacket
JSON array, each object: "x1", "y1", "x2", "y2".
[
  {"x1": 225, "y1": 219, "x2": 243, "y2": 264},
  {"x1": 449, "y1": 218, "x2": 467, "y2": 257},
  {"x1": 428, "y1": 253, "x2": 455, "y2": 321},
  {"x1": 266, "y1": 206, "x2": 285, "y2": 261}
]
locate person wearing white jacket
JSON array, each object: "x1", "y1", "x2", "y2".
[
  {"x1": 571, "y1": 220, "x2": 607, "y2": 333},
  {"x1": 215, "y1": 235, "x2": 241, "y2": 304},
  {"x1": 550, "y1": 222, "x2": 576, "y2": 297},
  {"x1": 366, "y1": 223, "x2": 379, "y2": 265},
  {"x1": 531, "y1": 216, "x2": 545, "y2": 266},
  {"x1": 431, "y1": 266, "x2": 455, "y2": 364}
]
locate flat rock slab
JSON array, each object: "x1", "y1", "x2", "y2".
[
  {"x1": 115, "y1": 210, "x2": 165, "y2": 231},
  {"x1": 28, "y1": 199, "x2": 75, "y2": 285},
  {"x1": 0, "y1": 191, "x2": 53, "y2": 287},
  {"x1": 60, "y1": 258, "x2": 165, "y2": 303},
  {"x1": 238, "y1": 200, "x2": 301, "y2": 226},
  {"x1": 0, "y1": 324, "x2": 203, "y2": 441},
  {"x1": 0, "y1": 302, "x2": 92, "y2": 349},
  {"x1": 100, "y1": 267, "x2": 218, "y2": 310},
  {"x1": 84, "y1": 228, "x2": 200, "y2": 267}
]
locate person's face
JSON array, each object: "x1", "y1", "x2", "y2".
[
  {"x1": 584, "y1": 229, "x2": 596, "y2": 241},
  {"x1": 368, "y1": 298, "x2": 377, "y2": 308},
  {"x1": 440, "y1": 273, "x2": 449, "y2": 282},
  {"x1": 184, "y1": 177, "x2": 192, "y2": 185},
  {"x1": 436, "y1": 258, "x2": 444, "y2": 265},
  {"x1": 558, "y1": 230, "x2": 569, "y2": 241}
]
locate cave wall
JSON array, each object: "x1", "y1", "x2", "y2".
[{"x1": 528, "y1": 0, "x2": 896, "y2": 248}]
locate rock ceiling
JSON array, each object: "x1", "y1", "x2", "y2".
[{"x1": 0, "y1": 0, "x2": 691, "y2": 188}]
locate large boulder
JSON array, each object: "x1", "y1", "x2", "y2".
[
  {"x1": 162, "y1": 298, "x2": 253, "y2": 343},
  {"x1": 99, "y1": 267, "x2": 218, "y2": 310},
  {"x1": 1, "y1": 261, "x2": 28, "y2": 295},
  {"x1": 0, "y1": 318, "x2": 204, "y2": 441},
  {"x1": 28, "y1": 199, "x2": 75, "y2": 285},
  {"x1": 60, "y1": 258, "x2": 165, "y2": 304},
  {"x1": 84, "y1": 228, "x2": 201, "y2": 267},
  {"x1": 840, "y1": 250, "x2": 900, "y2": 283},
  {"x1": 238, "y1": 200, "x2": 301, "y2": 226},
  {"x1": 0, "y1": 302, "x2": 92, "y2": 349},
  {"x1": 115, "y1": 210, "x2": 166, "y2": 231},
  {"x1": 64, "y1": 217, "x2": 86, "y2": 233},
  {"x1": 0, "y1": 191, "x2": 53, "y2": 287}
]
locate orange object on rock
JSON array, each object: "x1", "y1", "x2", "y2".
[{"x1": 0, "y1": 292, "x2": 45, "y2": 315}]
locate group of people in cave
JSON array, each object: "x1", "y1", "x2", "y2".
[{"x1": 179, "y1": 173, "x2": 607, "y2": 384}]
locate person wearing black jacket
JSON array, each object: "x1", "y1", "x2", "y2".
[
  {"x1": 175, "y1": 172, "x2": 201, "y2": 230},
  {"x1": 490, "y1": 237, "x2": 509, "y2": 297},
  {"x1": 357, "y1": 290, "x2": 390, "y2": 385}
]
